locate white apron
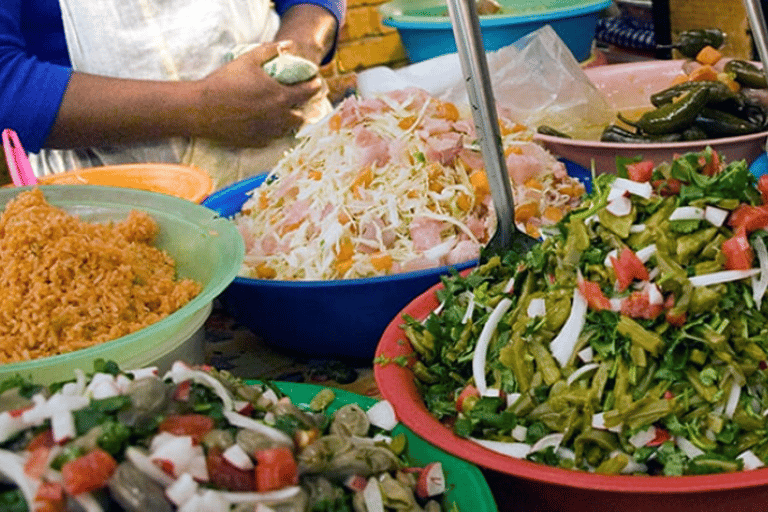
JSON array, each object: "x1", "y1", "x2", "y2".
[{"x1": 30, "y1": 0, "x2": 321, "y2": 189}]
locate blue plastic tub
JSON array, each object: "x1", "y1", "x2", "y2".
[
  {"x1": 203, "y1": 174, "x2": 476, "y2": 362},
  {"x1": 203, "y1": 160, "x2": 591, "y2": 362},
  {"x1": 379, "y1": 0, "x2": 612, "y2": 63}
]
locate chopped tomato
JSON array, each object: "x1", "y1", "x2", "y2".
[
  {"x1": 157, "y1": 414, "x2": 215, "y2": 445},
  {"x1": 626, "y1": 160, "x2": 654, "y2": 182},
  {"x1": 663, "y1": 295, "x2": 687, "y2": 327},
  {"x1": 25, "y1": 446, "x2": 52, "y2": 479},
  {"x1": 722, "y1": 227, "x2": 754, "y2": 270},
  {"x1": 455, "y1": 384, "x2": 480, "y2": 413},
  {"x1": 611, "y1": 247, "x2": 649, "y2": 292},
  {"x1": 620, "y1": 291, "x2": 663, "y2": 320},
  {"x1": 578, "y1": 278, "x2": 611, "y2": 311},
  {"x1": 206, "y1": 447, "x2": 256, "y2": 492},
  {"x1": 61, "y1": 448, "x2": 117, "y2": 496},
  {"x1": 172, "y1": 380, "x2": 192, "y2": 401},
  {"x1": 35, "y1": 481, "x2": 65, "y2": 502},
  {"x1": 646, "y1": 426, "x2": 672, "y2": 446},
  {"x1": 758, "y1": 175, "x2": 768, "y2": 204},
  {"x1": 652, "y1": 177, "x2": 682, "y2": 197},
  {"x1": 728, "y1": 204, "x2": 768, "y2": 233},
  {"x1": 700, "y1": 149, "x2": 721, "y2": 176},
  {"x1": 254, "y1": 447, "x2": 298, "y2": 492},
  {"x1": 27, "y1": 429, "x2": 56, "y2": 451},
  {"x1": 35, "y1": 481, "x2": 66, "y2": 512}
]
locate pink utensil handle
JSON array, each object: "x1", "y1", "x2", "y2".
[{"x1": 2, "y1": 128, "x2": 36, "y2": 186}]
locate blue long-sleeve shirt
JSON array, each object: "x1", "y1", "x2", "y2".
[{"x1": 0, "y1": 0, "x2": 344, "y2": 153}]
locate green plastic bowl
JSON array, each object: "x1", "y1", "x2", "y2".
[
  {"x1": 268, "y1": 381, "x2": 499, "y2": 511},
  {"x1": 0, "y1": 185, "x2": 244, "y2": 384}
]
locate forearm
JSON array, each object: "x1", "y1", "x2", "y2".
[
  {"x1": 44, "y1": 72, "x2": 204, "y2": 149},
  {"x1": 274, "y1": 4, "x2": 339, "y2": 65}
]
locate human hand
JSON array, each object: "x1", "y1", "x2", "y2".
[{"x1": 193, "y1": 41, "x2": 324, "y2": 147}]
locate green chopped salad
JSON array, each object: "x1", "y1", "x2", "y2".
[{"x1": 394, "y1": 147, "x2": 768, "y2": 476}]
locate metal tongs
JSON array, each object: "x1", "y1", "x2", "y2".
[
  {"x1": 744, "y1": 0, "x2": 768, "y2": 153},
  {"x1": 445, "y1": 0, "x2": 538, "y2": 261}
]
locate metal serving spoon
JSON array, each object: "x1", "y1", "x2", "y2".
[{"x1": 445, "y1": 0, "x2": 538, "y2": 261}]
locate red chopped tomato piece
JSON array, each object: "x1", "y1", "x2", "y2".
[
  {"x1": 206, "y1": 447, "x2": 255, "y2": 492},
  {"x1": 611, "y1": 247, "x2": 649, "y2": 292},
  {"x1": 27, "y1": 429, "x2": 55, "y2": 451},
  {"x1": 34, "y1": 481, "x2": 66, "y2": 512},
  {"x1": 578, "y1": 278, "x2": 611, "y2": 311},
  {"x1": 759, "y1": 175, "x2": 768, "y2": 204},
  {"x1": 254, "y1": 447, "x2": 298, "y2": 492},
  {"x1": 61, "y1": 449, "x2": 117, "y2": 496},
  {"x1": 25, "y1": 446, "x2": 52, "y2": 479},
  {"x1": 620, "y1": 291, "x2": 663, "y2": 320},
  {"x1": 652, "y1": 178, "x2": 682, "y2": 197},
  {"x1": 157, "y1": 414, "x2": 215, "y2": 445},
  {"x1": 728, "y1": 204, "x2": 768, "y2": 233},
  {"x1": 700, "y1": 150, "x2": 721, "y2": 176},
  {"x1": 455, "y1": 384, "x2": 480, "y2": 412},
  {"x1": 722, "y1": 227, "x2": 754, "y2": 270},
  {"x1": 646, "y1": 426, "x2": 672, "y2": 446},
  {"x1": 626, "y1": 160, "x2": 654, "y2": 182}
]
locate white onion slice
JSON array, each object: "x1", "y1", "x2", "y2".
[
  {"x1": 550, "y1": 287, "x2": 588, "y2": 367},
  {"x1": 530, "y1": 433, "x2": 564, "y2": 454},
  {"x1": 222, "y1": 410, "x2": 294, "y2": 447},
  {"x1": 565, "y1": 363, "x2": 600, "y2": 386},
  {"x1": 606, "y1": 195, "x2": 632, "y2": 217},
  {"x1": 461, "y1": 293, "x2": 476, "y2": 324},
  {"x1": 704, "y1": 206, "x2": 729, "y2": 227},
  {"x1": 472, "y1": 298, "x2": 513, "y2": 395},
  {"x1": 689, "y1": 269, "x2": 760, "y2": 287},
  {"x1": 628, "y1": 426, "x2": 657, "y2": 448},
  {"x1": 527, "y1": 298, "x2": 546, "y2": 318},
  {"x1": 0, "y1": 449, "x2": 37, "y2": 507},
  {"x1": 675, "y1": 436, "x2": 705, "y2": 459},
  {"x1": 725, "y1": 380, "x2": 741, "y2": 419},
  {"x1": 751, "y1": 237, "x2": 768, "y2": 309},
  {"x1": 738, "y1": 450, "x2": 765, "y2": 470},
  {"x1": 612, "y1": 178, "x2": 653, "y2": 198},
  {"x1": 669, "y1": 206, "x2": 705, "y2": 221},
  {"x1": 635, "y1": 244, "x2": 656, "y2": 263},
  {"x1": 470, "y1": 437, "x2": 531, "y2": 458}
]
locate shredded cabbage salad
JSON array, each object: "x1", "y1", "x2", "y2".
[
  {"x1": 234, "y1": 87, "x2": 586, "y2": 280},
  {"x1": 386, "y1": 148, "x2": 768, "y2": 476}
]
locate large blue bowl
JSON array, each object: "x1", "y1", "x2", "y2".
[
  {"x1": 203, "y1": 174, "x2": 476, "y2": 361},
  {"x1": 379, "y1": 0, "x2": 611, "y2": 63},
  {"x1": 203, "y1": 162, "x2": 591, "y2": 362}
]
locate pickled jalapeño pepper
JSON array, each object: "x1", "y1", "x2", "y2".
[{"x1": 632, "y1": 85, "x2": 710, "y2": 135}]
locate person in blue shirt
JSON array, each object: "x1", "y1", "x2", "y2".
[{"x1": 0, "y1": 0, "x2": 344, "y2": 160}]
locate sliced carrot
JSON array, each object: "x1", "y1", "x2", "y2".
[
  {"x1": 695, "y1": 45, "x2": 722, "y2": 66},
  {"x1": 328, "y1": 113, "x2": 342, "y2": 132},
  {"x1": 524, "y1": 178, "x2": 543, "y2": 190},
  {"x1": 370, "y1": 252, "x2": 393, "y2": 271},
  {"x1": 668, "y1": 73, "x2": 689, "y2": 87},
  {"x1": 456, "y1": 192, "x2": 473, "y2": 212},
  {"x1": 259, "y1": 191, "x2": 269, "y2": 209},
  {"x1": 688, "y1": 64, "x2": 718, "y2": 82},
  {"x1": 435, "y1": 101, "x2": 459, "y2": 121},
  {"x1": 279, "y1": 221, "x2": 301, "y2": 235},
  {"x1": 504, "y1": 146, "x2": 523, "y2": 157},
  {"x1": 308, "y1": 170, "x2": 322, "y2": 181},
  {"x1": 469, "y1": 170, "x2": 490, "y2": 199},
  {"x1": 515, "y1": 202, "x2": 539, "y2": 223},
  {"x1": 717, "y1": 73, "x2": 741, "y2": 93},
  {"x1": 399, "y1": 115, "x2": 418, "y2": 130},
  {"x1": 352, "y1": 166, "x2": 373, "y2": 198},
  {"x1": 255, "y1": 263, "x2": 277, "y2": 279},
  {"x1": 337, "y1": 211, "x2": 351, "y2": 224},
  {"x1": 335, "y1": 259, "x2": 354, "y2": 276},
  {"x1": 543, "y1": 205, "x2": 565, "y2": 223},
  {"x1": 560, "y1": 183, "x2": 586, "y2": 197},
  {"x1": 336, "y1": 239, "x2": 354, "y2": 261}
]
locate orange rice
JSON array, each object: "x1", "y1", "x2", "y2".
[{"x1": 0, "y1": 188, "x2": 201, "y2": 363}]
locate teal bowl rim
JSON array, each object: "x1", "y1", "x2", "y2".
[
  {"x1": 0, "y1": 184, "x2": 245, "y2": 374},
  {"x1": 380, "y1": 0, "x2": 611, "y2": 28}
]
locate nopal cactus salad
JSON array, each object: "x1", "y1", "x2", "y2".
[{"x1": 394, "y1": 148, "x2": 768, "y2": 476}]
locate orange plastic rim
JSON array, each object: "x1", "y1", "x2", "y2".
[{"x1": 37, "y1": 163, "x2": 214, "y2": 203}]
